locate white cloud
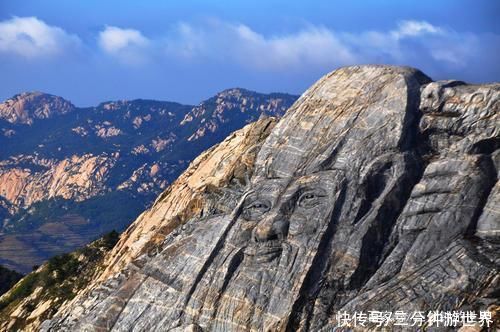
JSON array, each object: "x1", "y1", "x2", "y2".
[
  {"x1": 342, "y1": 20, "x2": 477, "y2": 67},
  {"x1": 166, "y1": 20, "x2": 355, "y2": 70},
  {"x1": 392, "y1": 20, "x2": 444, "y2": 39},
  {"x1": 0, "y1": 16, "x2": 80, "y2": 58},
  {"x1": 98, "y1": 26, "x2": 149, "y2": 54},
  {"x1": 98, "y1": 26, "x2": 150, "y2": 64},
  {"x1": 0, "y1": 17, "x2": 488, "y2": 72},
  {"x1": 161, "y1": 19, "x2": 482, "y2": 70},
  {"x1": 236, "y1": 25, "x2": 355, "y2": 69}
]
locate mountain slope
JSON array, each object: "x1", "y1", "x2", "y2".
[
  {"x1": 0, "y1": 265, "x2": 22, "y2": 296},
  {"x1": 0, "y1": 118, "x2": 278, "y2": 331},
  {"x1": 0, "y1": 231, "x2": 119, "y2": 331},
  {"x1": 0, "y1": 89, "x2": 298, "y2": 273},
  {"x1": 38, "y1": 65, "x2": 499, "y2": 331}
]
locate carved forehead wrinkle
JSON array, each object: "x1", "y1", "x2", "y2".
[
  {"x1": 247, "y1": 170, "x2": 342, "y2": 203},
  {"x1": 252, "y1": 67, "x2": 416, "y2": 180},
  {"x1": 246, "y1": 178, "x2": 289, "y2": 202},
  {"x1": 292, "y1": 170, "x2": 341, "y2": 186}
]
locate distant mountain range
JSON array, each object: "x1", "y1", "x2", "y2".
[{"x1": 0, "y1": 89, "x2": 298, "y2": 273}]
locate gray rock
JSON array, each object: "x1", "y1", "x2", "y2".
[{"x1": 42, "y1": 65, "x2": 499, "y2": 331}]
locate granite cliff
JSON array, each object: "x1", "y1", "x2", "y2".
[
  {"x1": 0, "y1": 92, "x2": 75, "y2": 125},
  {"x1": 5, "y1": 65, "x2": 500, "y2": 331}
]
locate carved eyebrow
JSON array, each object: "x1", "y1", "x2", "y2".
[
  {"x1": 248, "y1": 180, "x2": 287, "y2": 193},
  {"x1": 242, "y1": 189, "x2": 275, "y2": 204},
  {"x1": 242, "y1": 193, "x2": 259, "y2": 204},
  {"x1": 296, "y1": 186, "x2": 328, "y2": 195},
  {"x1": 280, "y1": 184, "x2": 323, "y2": 200},
  {"x1": 296, "y1": 177, "x2": 321, "y2": 186},
  {"x1": 293, "y1": 171, "x2": 335, "y2": 184}
]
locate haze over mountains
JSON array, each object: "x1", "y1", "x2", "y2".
[{"x1": 0, "y1": 89, "x2": 298, "y2": 273}]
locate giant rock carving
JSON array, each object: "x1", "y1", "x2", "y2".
[{"x1": 43, "y1": 65, "x2": 499, "y2": 331}]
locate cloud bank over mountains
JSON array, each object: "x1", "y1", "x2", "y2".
[
  {"x1": 0, "y1": 16, "x2": 495, "y2": 72},
  {"x1": 0, "y1": 15, "x2": 498, "y2": 105},
  {"x1": 0, "y1": 16, "x2": 81, "y2": 58}
]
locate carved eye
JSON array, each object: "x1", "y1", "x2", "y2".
[
  {"x1": 248, "y1": 202, "x2": 267, "y2": 210},
  {"x1": 298, "y1": 190, "x2": 326, "y2": 208},
  {"x1": 242, "y1": 200, "x2": 270, "y2": 219}
]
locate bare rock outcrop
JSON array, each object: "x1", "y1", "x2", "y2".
[
  {"x1": 181, "y1": 88, "x2": 294, "y2": 141},
  {"x1": 0, "y1": 154, "x2": 116, "y2": 214},
  {"x1": 37, "y1": 65, "x2": 499, "y2": 331},
  {"x1": 0, "y1": 92, "x2": 75, "y2": 125}
]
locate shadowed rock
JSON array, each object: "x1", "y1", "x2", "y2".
[{"x1": 41, "y1": 65, "x2": 499, "y2": 331}]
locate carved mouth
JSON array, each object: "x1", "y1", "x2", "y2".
[{"x1": 244, "y1": 239, "x2": 283, "y2": 259}]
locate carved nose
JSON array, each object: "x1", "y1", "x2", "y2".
[{"x1": 253, "y1": 213, "x2": 289, "y2": 242}]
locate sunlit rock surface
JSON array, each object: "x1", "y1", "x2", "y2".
[
  {"x1": 42, "y1": 65, "x2": 499, "y2": 331},
  {"x1": 0, "y1": 92, "x2": 75, "y2": 125}
]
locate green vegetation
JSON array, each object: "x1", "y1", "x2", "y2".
[
  {"x1": 0, "y1": 230, "x2": 119, "y2": 315},
  {"x1": 101, "y1": 229, "x2": 120, "y2": 250},
  {"x1": 0, "y1": 273, "x2": 36, "y2": 311},
  {"x1": 0, "y1": 265, "x2": 23, "y2": 297}
]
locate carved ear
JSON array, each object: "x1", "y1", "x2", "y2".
[{"x1": 353, "y1": 153, "x2": 395, "y2": 225}]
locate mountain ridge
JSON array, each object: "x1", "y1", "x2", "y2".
[
  {"x1": 0, "y1": 88, "x2": 298, "y2": 273},
  {"x1": 0, "y1": 92, "x2": 76, "y2": 125}
]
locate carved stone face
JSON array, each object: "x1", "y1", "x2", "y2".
[
  {"x1": 234, "y1": 170, "x2": 343, "y2": 266},
  {"x1": 419, "y1": 81, "x2": 499, "y2": 153},
  {"x1": 207, "y1": 170, "x2": 344, "y2": 330}
]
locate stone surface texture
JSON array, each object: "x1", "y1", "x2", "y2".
[
  {"x1": 0, "y1": 92, "x2": 75, "y2": 125},
  {"x1": 0, "y1": 153, "x2": 116, "y2": 213},
  {"x1": 41, "y1": 65, "x2": 499, "y2": 331}
]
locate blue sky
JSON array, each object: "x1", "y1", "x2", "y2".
[{"x1": 1, "y1": 0, "x2": 499, "y2": 106}]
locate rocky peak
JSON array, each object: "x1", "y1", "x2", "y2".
[
  {"x1": 215, "y1": 87, "x2": 249, "y2": 98},
  {"x1": 0, "y1": 92, "x2": 75, "y2": 125},
  {"x1": 181, "y1": 88, "x2": 296, "y2": 141},
  {"x1": 40, "y1": 65, "x2": 499, "y2": 331}
]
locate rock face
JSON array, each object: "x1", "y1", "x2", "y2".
[
  {"x1": 0, "y1": 118, "x2": 279, "y2": 331},
  {"x1": 41, "y1": 65, "x2": 499, "y2": 331},
  {"x1": 0, "y1": 92, "x2": 75, "y2": 125},
  {"x1": 101, "y1": 117, "x2": 278, "y2": 282},
  {"x1": 0, "y1": 154, "x2": 116, "y2": 212},
  {"x1": 0, "y1": 231, "x2": 120, "y2": 332}
]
